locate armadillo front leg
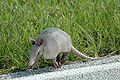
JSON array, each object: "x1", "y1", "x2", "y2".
[{"x1": 52, "y1": 58, "x2": 60, "y2": 68}]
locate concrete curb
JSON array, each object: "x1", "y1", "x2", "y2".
[{"x1": 0, "y1": 55, "x2": 120, "y2": 80}]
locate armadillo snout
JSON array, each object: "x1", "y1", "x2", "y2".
[{"x1": 28, "y1": 60, "x2": 36, "y2": 69}]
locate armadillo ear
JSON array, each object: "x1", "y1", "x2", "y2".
[
  {"x1": 39, "y1": 39, "x2": 44, "y2": 45},
  {"x1": 29, "y1": 37, "x2": 36, "y2": 45}
]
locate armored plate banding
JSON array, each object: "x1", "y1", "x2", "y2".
[{"x1": 36, "y1": 28, "x2": 72, "y2": 59}]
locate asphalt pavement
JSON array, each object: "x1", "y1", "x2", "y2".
[{"x1": 0, "y1": 55, "x2": 120, "y2": 80}]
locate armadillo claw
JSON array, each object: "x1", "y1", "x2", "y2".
[
  {"x1": 53, "y1": 62, "x2": 61, "y2": 68},
  {"x1": 58, "y1": 61, "x2": 62, "y2": 66}
]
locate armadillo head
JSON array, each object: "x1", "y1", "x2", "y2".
[{"x1": 28, "y1": 38, "x2": 44, "y2": 69}]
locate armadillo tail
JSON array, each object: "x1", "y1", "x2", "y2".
[{"x1": 71, "y1": 45, "x2": 96, "y2": 60}]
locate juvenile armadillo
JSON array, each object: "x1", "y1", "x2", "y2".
[{"x1": 28, "y1": 27, "x2": 96, "y2": 69}]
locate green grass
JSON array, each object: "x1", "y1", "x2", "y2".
[{"x1": 0, "y1": 0, "x2": 120, "y2": 74}]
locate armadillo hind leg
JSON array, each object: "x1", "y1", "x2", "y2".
[
  {"x1": 56, "y1": 54, "x2": 61, "y2": 66},
  {"x1": 61, "y1": 52, "x2": 69, "y2": 65},
  {"x1": 52, "y1": 58, "x2": 60, "y2": 68}
]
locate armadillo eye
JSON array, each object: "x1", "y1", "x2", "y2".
[
  {"x1": 38, "y1": 51, "x2": 41, "y2": 54},
  {"x1": 37, "y1": 44, "x2": 40, "y2": 46}
]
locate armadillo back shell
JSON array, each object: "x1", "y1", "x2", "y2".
[
  {"x1": 40, "y1": 31, "x2": 59, "y2": 59},
  {"x1": 37, "y1": 27, "x2": 72, "y2": 59}
]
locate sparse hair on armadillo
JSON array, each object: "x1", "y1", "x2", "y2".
[{"x1": 28, "y1": 27, "x2": 97, "y2": 69}]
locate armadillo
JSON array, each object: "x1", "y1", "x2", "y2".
[{"x1": 28, "y1": 27, "x2": 97, "y2": 69}]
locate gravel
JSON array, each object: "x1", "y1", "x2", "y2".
[{"x1": 0, "y1": 55, "x2": 120, "y2": 80}]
